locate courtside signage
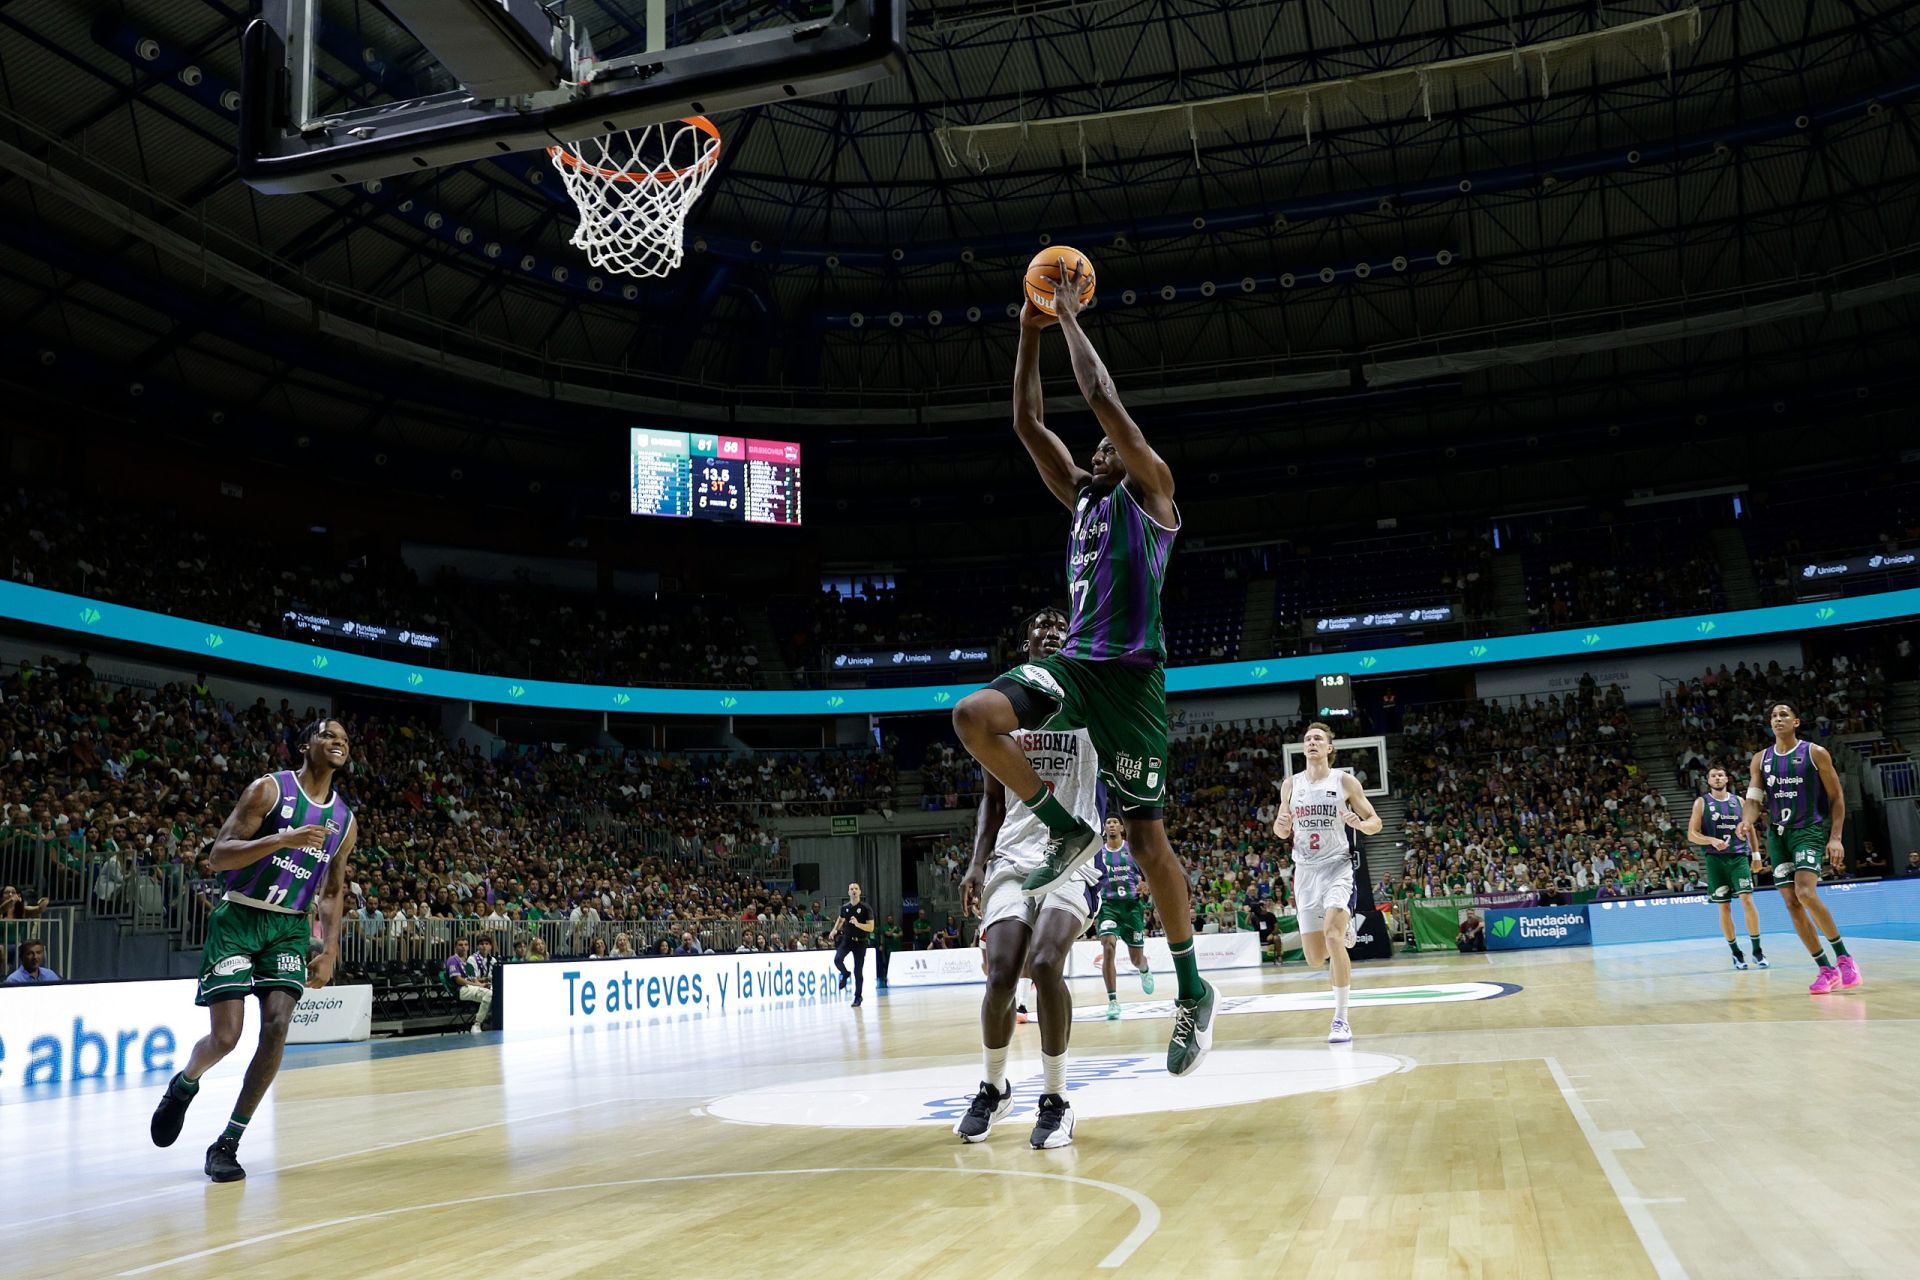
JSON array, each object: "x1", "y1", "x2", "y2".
[
  {"x1": 501, "y1": 948, "x2": 874, "y2": 1033},
  {"x1": 6, "y1": 579, "x2": 1917, "y2": 715},
  {"x1": 0, "y1": 978, "x2": 374, "y2": 1096},
  {"x1": 705, "y1": 1049, "x2": 1405, "y2": 1128},
  {"x1": 1589, "y1": 878, "x2": 1920, "y2": 946},
  {"x1": 1486, "y1": 906, "x2": 1591, "y2": 950}
]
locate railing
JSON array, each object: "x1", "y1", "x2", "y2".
[
  {"x1": 1, "y1": 907, "x2": 75, "y2": 981},
  {"x1": 326, "y1": 915, "x2": 842, "y2": 970}
]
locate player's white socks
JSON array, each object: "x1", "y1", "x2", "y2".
[
  {"x1": 984, "y1": 1044, "x2": 1009, "y2": 1090},
  {"x1": 1333, "y1": 986, "x2": 1350, "y2": 1021},
  {"x1": 1041, "y1": 1051, "x2": 1067, "y2": 1095}
]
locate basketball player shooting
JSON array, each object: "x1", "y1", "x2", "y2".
[
  {"x1": 1272, "y1": 722, "x2": 1381, "y2": 1044},
  {"x1": 952, "y1": 255, "x2": 1217, "y2": 1078}
]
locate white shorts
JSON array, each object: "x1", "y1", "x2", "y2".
[
  {"x1": 981, "y1": 858, "x2": 1098, "y2": 938},
  {"x1": 1293, "y1": 858, "x2": 1355, "y2": 934}
]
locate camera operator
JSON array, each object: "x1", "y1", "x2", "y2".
[{"x1": 828, "y1": 881, "x2": 875, "y2": 1008}]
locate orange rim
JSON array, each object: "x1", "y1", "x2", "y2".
[{"x1": 547, "y1": 116, "x2": 723, "y2": 183}]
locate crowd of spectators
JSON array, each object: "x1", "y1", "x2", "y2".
[
  {"x1": 0, "y1": 651, "x2": 907, "y2": 975},
  {"x1": 451, "y1": 581, "x2": 761, "y2": 688},
  {"x1": 1392, "y1": 687, "x2": 1698, "y2": 899},
  {"x1": 1523, "y1": 521, "x2": 1725, "y2": 630},
  {"x1": 1665, "y1": 655, "x2": 1888, "y2": 790}
]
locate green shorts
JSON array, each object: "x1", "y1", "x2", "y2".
[
  {"x1": 1767, "y1": 824, "x2": 1829, "y2": 881},
  {"x1": 197, "y1": 899, "x2": 311, "y2": 1006},
  {"x1": 1704, "y1": 853, "x2": 1753, "y2": 902},
  {"x1": 999, "y1": 652, "x2": 1168, "y2": 811},
  {"x1": 1097, "y1": 897, "x2": 1148, "y2": 948}
]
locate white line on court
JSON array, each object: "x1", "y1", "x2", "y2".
[
  {"x1": 117, "y1": 1165, "x2": 1162, "y2": 1274},
  {"x1": 1545, "y1": 1056, "x2": 1690, "y2": 1280}
]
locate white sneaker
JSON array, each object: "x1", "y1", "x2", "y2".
[
  {"x1": 1344, "y1": 912, "x2": 1365, "y2": 949},
  {"x1": 1327, "y1": 1018, "x2": 1352, "y2": 1044}
]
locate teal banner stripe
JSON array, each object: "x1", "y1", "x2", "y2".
[{"x1": 5, "y1": 581, "x2": 1915, "y2": 717}]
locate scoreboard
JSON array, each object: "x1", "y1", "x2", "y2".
[
  {"x1": 1314, "y1": 673, "x2": 1358, "y2": 720},
  {"x1": 629, "y1": 430, "x2": 802, "y2": 526}
]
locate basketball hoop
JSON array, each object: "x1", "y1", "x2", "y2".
[{"x1": 548, "y1": 116, "x2": 723, "y2": 278}]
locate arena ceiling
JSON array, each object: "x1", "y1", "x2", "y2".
[{"x1": 1, "y1": 0, "x2": 1918, "y2": 509}]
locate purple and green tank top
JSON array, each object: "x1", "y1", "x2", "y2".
[
  {"x1": 1701, "y1": 792, "x2": 1750, "y2": 856},
  {"x1": 1761, "y1": 741, "x2": 1829, "y2": 831},
  {"x1": 1095, "y1": 843, "x2": 1143, "y2": 901},
  {"x1": 1064, "y1": 479, "x2": 1179, "y2": 665},
  {"x1": 222, "y1": 770, "x2": 352, "y2": 914}
]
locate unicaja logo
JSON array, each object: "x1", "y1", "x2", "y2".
[{"x1": 1491, "y1": 917, "x2": 1516, "y2": 938}]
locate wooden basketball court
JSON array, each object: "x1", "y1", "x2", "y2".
[{"x1": 10, "y1": 938, "x2": 1918, "y2": 1278}]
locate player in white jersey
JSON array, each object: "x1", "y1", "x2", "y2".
[
  {"x1": 957, "y1": 607, "x2": 1103, "y2": 1149},
  {"x1": 1272, "y1": 721, "x2": 1382, "y2": 1043}
]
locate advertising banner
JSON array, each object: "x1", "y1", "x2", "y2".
[
  {"x1": 830, "y1": 646, "x2": 993, "y2": 671},
  {"x1": 886, "y1": 946, "x2": 986, "y2": 988},
  {"x1": 501, "y1": 947, "x2": 874, "y2": 1033},
  {"x1": 0, "y1": 978, "x2": 371, "y2": 1097},
  {"x1": 1588, "y1": 879, "x2": 1920, "y2": 946},
  {"x1": 1313, "y1": 606, "x2": 1454, "y2": 635},
  {"x1": 288, "y1": 983, "x2": 372, "y2": 1043},
  {"x1": 1485, "y1": 905, "x2": 1592, "y2": 950}
]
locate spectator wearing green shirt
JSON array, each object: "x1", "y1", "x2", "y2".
[
  {"x1": 878, "y1": 916, "x2": 903, "y2": 987},
  {"x1": 912, "y1": 913, "x2": 933, "y2": 950}
]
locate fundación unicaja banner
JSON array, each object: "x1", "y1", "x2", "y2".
[{"x1": 1485, "y1": 905, "x2": 1592, "y2": 950}]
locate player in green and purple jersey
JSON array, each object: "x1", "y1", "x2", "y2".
[
  {"x1": 150, "y1": 718, "x2": 358, "y2": 1181},
  {"x1": 952, "y1": 265, "x2": 1214, "y2": 1077},
  {"x1": 1093, "y1": 817, "x2": 1155, "y2": 1021},
  {"x1": 1687, "y1": 765, "x2": 1767, "y2": 970},
  {"x1": 1738, "y1": 703, "x2": 1860, "y2": 995}
]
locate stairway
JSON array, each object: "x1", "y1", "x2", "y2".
[
  {"x1": 1884, "y1": 679, "x2": 1920, "y2": 746},
  {"x1": 1365, "y1": 790, "x2": 1409, "y2": 882},
  {"x1": 739, "y1": 604, "x2": 795, "y2": 690},
  {"x1": 1709, "y1": 527, "x2": 1761, "y2": 609},
  {"x1": 896, "y1": 767, "x2": 926, "y2": 810},
  {"x1": 1239, "y1": 577, "x2": 1276, "y2": 660},
  {"x1": 1627, "y1": 705, "x2": 1695, "y2": 825},
  {"x1": 1489, "y1": 552, "x2": 1529, "y2": 634}
]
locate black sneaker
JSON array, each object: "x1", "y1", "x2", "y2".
[
  {"x1": 1029, "y1": 1092, "x2": 1075, "y2": 1149},
  {"x1": 150, "y1": 1073, "x2": 196, "y2": 1148},
  {"x1": 1021, "y1": 820, "x2": 1103, "y2": 896},
  {"x1": 953, "y1": 1079, "x2": 1013, "y2": 1143},
  {"x1": 838, "y1": 973, "x2": 850, "y2": 992},
  {"x1": 204, "y1": 1136, "x2": 246, "y2": 1183}
]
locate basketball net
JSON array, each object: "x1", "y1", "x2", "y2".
[{"x1": 548, "y1": 116, "x2": 722, "y2": 278}]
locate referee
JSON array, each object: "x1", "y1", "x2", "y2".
[{"x1": 829, "y1": 882, "x2": 876, "y2": 1008}]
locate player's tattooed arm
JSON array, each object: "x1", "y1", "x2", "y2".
[
  {"x1": 1013, "y1": 302, "x2": 1091, "y2": 508},
  {"x1": 1051, "y1": 262, "x2": 1175, "y2": 516},
  {"x1": 1736, "y1": 751, "x2": 1764, "y2": 848},
  {"x1": 209, "y1": 775, "x2": 314, "y2": 871},
  {"x1": 1810, "y1": 743, "x2": 1847, "y2": 858}
]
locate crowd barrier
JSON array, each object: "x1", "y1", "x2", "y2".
[{"x1": 0, "y1": 980, "x2": 372, "y2": 1096}]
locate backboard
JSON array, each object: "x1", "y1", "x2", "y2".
[{"x1": 238, "y1": 0, "x2": 905, "y2": 194}]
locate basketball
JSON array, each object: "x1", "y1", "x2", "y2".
[{"x1": 1024, "y1": 245, "x2": 1096, "y2": 314}]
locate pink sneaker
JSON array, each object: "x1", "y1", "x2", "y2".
[
  {"x1": 1837, "y1": 955, "x2": 1862, "y2": 988},
  {"x1": 1808, "y1": 966, "x2": 1842, "y2": 995}
]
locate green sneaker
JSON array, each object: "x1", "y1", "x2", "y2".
[
  {"x1": 1106, "y1": 996, "x2": 1121, "y2": 1022},
  {"x1": 1139, "y1": 968, "x2": 1156, "y2": 996},
  {"x1": 1166, "y1": 979, "x2": 1216, "y2": 1077},
  {"x1": 1020, "y1": 820, "x2": 1102, "y2": 896}
]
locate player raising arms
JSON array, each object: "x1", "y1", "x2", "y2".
[
  {"x1": 1738, "y1": 703, "x2": 1860, "y2": 994},
  {"x1": 956, "y1": 607, "x2": 1101, "y2": 1148},
  {"x1": 150, "y1": 719, "x2": 357, "y2": 1181},
  {"x1": 952, "y1": 267, "x2": 1216, "y2": 1076},
  {"x1": 1687, "y1": 765, "x2": 1767, "y2": 970},
  {"x1": 1093, "y1": 816, "x2": 1155, "y2": 1020},
  {"x1": 1272, "y1": 722, "x2": 1382, "y2": 1043}
]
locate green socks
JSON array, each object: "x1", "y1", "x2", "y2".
[
  {"x1": 222, "y1": 1112, "x2": 251, "y2": 1145},
  {"x1": 1169, "y1": 940, "x2": 1203, "y2": 1001},
  {"x1": 1750, "y1": 935, "x2": 1764, "y2": 960},
  {"x1": 1022, "y1": 783, "x2": 1078, "y2": 837},
  {"x1": 176, "y1": 1072, "x2": 202, "y2": 1098},
  {"x1": 1810, "y1": 950, "x2": 1831, "y2": 972},
  {"x1": 1828, "y1": 937, "x2": 1849, "y2": 959},
  {"x1": 1728, "y1": 940, "x2": 1744, "y2": 960}
]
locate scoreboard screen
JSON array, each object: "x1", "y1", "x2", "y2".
[
  {"x1": 1315, "y1": 673, "x2": 1358, "y2": 720},
  {"x1": 629, "y1": 430, "x2": 802, "y2": 526}
]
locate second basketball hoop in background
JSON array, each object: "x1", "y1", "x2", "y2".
[{"x1": 549, "y1": 116, "x2": 723, "y2": 278}]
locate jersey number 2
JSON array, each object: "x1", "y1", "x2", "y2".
[{"x1": 1308, "y1": 833, "x2": 1321, "y2": 851}]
